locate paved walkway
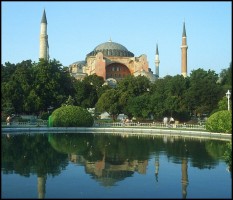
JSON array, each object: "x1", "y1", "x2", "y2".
[{"x1": 2, "y1": 127, "x2": 231, "y2": 141}]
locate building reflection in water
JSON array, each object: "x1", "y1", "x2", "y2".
[
  {"x1": 68, "y1": 135, "x2": 190, "y2": 197},
  {"x1": 2, "y1": 133, "x2": 228, "y2": 199},
  {"x1": 69, "y1": 153, "x2": 148, "y2": 187}
]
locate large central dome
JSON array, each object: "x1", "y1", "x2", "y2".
[
  {"x1": 95, "y1": 41, "x2": 128, "y2": 51},
  {"x1": 86, "y1": 40, "x2": 134, "y2": 57}
]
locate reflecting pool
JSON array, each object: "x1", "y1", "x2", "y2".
[{"x1": 1, "y1": 132, "x2": 232, "y2": 199}]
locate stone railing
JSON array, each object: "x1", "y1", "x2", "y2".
[
  {"x1": 93, "y1": 122, "x2": 206, "y2": 130},
  {"x1": 2, "y1": 121, "x2": 206, "y2": 130},
  {"x1": 2, "y1": 120, "x2": 48, "y2": 127}
]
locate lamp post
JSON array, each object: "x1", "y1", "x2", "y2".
[{"x1": 226, "y1": 90, "x2": 231, "y2": 111}]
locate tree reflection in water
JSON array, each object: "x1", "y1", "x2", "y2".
[
  {"x1": 2, "y1": 132, "x2": 229, "y2": 198},
  {"x1": 2, "y1": 133, "x2": 68, "y2": 198}
]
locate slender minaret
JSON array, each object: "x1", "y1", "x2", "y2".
[
  {"x1": 181, "y1": 22, "x2": 188, "y2": 77},
  {"x1": 155, "y1": 44, "x2": 160, "y2": 78},
  {"x1": 39, "y1": 9, "x2": 49, "y2": 60}
]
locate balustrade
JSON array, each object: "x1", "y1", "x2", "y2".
[{"x1": 2, "y1": 121, "x2": 205, "y2": 130}]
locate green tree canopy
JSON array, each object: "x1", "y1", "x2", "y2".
[
  {"x1": 95, "y1": 89, "x2": 121, "y2": 121},
  {"x1": 32, "y1": 59, "x2": 74, "y2": 112},
  {"x1": 186, "y1": 68, "x2": 222, "y2": 116}
]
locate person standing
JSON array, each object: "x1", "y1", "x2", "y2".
[
  {"x1": 169, "y1": 117, "x2": 175, "y2": 124},
  {"x1": 163, "y1": 117, "x2": 168, "y2": 126},
  {"x1": 6, "y1": 115, "x2": 11, "y2": 126}
]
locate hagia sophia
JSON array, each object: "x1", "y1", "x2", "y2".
[{"x1": 39, "y1": 10, "x2": 188, "y2": 85}]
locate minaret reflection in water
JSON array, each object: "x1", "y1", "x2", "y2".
[
  {"x1": 181, "y1": 142, "x2": 189, "y2": 199},
  {"x1": 155, "y1": 153, "x2": 159, "y2": 182},
  {"x1": 2, "y1": 133, "x2": 230, "y2": 198}
]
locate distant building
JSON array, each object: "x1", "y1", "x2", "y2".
[
  {"x1": 181, "y1": 22, "x2": 188, "y2": 77},
  {"x1": 69, "y1": 39, "x2": 157, "y2": 83},
  {"x1": 39, "y1": 9, "x2": 49, "y2": 61},
  {"x1": 155, "y1": 43, "x2": 160, "y2": 78},
  {"x1": 39, "y1": 10, "x2": 188, "y2": 82}
]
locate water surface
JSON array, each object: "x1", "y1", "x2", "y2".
[{"x1": 1, "y1": 132, "x2": 231, "y2": 198}]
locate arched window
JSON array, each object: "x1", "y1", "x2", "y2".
[{"x1": 106, "y1": 63, "x2": 130, "y2": 80}]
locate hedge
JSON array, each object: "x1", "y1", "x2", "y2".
[
  {"x1": 205, "y1": 110, "x2": 232, "y2": 133},
  {"x1": 50, "y1": 105, "x2": 94, "y2": 127}
]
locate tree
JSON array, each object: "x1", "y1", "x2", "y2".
[
  {"x1": 73, "y1": 80, "x2": 97, "y2": 108},
  {"x1": 73, "y1": 74, "x2": 106, "y2": 108},
  {"x1": 150, "y1": 77, "x2": 168, "y2": 120},
  {"x1": 164, "y1": 75, "x2": 190, "y2": 120},
  {"x1": 116, "y1": 75, "x2": 151, "y2": 118},
  {"x1": 186, "y1": 68, "x2": 222, "y2": 116},
  {"x1": 1, "y1": 60, "x2": 34, "y2": 114},
  {"x1": 219, "y1": 62, "x2": 232, "y2": 91},
  {"x1": 117, "y1": 75, "x2": 151, "y2": 97},
  {"x1": 83, "y1": 74, "x2": 105, "y2": 91},
  {"x1": 95, "y1": 89, "x2": 121, "y2": 121},
  {"x1": 128, "y1": 94, "x2": 151, "y2": 119},
  {"x1": 217, "y1": 97, "x2": 229, "y2": 111},
  {"x1": 32, "y1": 59, "x2": 74, "y2": 113},
  {"x1": 1, "y1": 62, "x2": 17, "y2": 82}
]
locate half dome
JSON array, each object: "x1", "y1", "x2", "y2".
[{"x1": 87, "y1": 40, "x2": 134, "y2": 57}]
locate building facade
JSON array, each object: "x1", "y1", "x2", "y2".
[
  {"x1": 69, "y1": 39, "x2": 156, "y2": 83},
  {"x1": 39, "y1": 10, "x2": 188, "y2": 81}
]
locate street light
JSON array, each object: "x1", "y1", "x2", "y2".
[{"x1": 226, "y1": 90, "x2": 231, "y2": 111}]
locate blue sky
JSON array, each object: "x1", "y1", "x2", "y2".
[{"x1": 1, "y1": 1, "x2": 232, "y2": 77}]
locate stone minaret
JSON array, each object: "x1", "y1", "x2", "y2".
[
  {"x1": 39, "y1": 9, "x2": 49, "y2": 60},
  {"x1": 155, "y1": 44, "x2": 160, "y2": 78},
  {"x1": 181, "y1": 22, "x2": 188, "y2": 77}
]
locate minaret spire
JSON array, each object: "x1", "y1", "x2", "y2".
[
  {"x1": 41, "y1": 9, "x2": 47, "y2": 24},
  {"x1": 181, "y1": 21, "x2": 188, "y2": 77},
  {"x1": 182, "y1": 21, "x2": 186, "y2": 37},
  {"x1": 39, "y1": 9, "x2": 49, "y2": 60},
  {"x1": 156, "y1": 43, "x2": 159, "y2": 55},
  {"x1": 155, "y1": 43, "x2": 160, "y2": 78}
]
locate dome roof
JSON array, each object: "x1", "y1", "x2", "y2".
[
  {"x1": 86, "y1": 40, "x2": 134, "y2": 57},
  {"x1": 95, "y1": 41, "x2": 128, "y2": 51}
]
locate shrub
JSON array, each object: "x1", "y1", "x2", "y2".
[
  {"x1": 51, "y1": 105, "x2": 94, "y2": 127},
  {"x1": 205, "y1": 110, "x2": 232, "y2": 133}
]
